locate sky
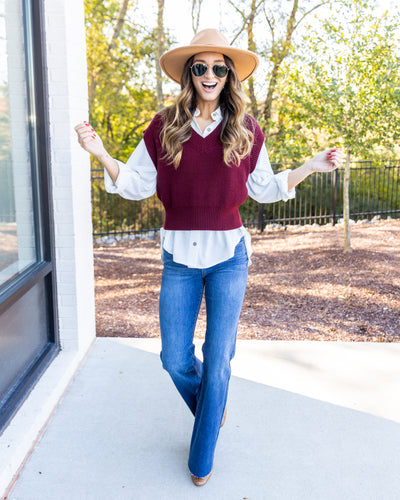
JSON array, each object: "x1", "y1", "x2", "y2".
[
  {"x1": 137, "y1": 0, "x2": 399, "y2": 50},
  {"x1": 1, "y1": 0, "x2": 398, "y2": 90},
  {"x1": 134, "y1": 0, "x2": 399, "y2": 96}
]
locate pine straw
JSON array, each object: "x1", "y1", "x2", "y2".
[{"x1": 94, "y1": 219, "x2": 400, "y2": 342}]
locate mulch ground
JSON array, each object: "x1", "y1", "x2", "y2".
[{"x1": 93, "y1": 219, "x2": 400, "y2": 342}]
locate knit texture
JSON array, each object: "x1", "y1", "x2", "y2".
[{"x1": 143, "y1": 112, "x2": 265, "y2": 230}]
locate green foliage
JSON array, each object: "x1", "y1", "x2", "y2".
[
  {"x1": 272, "y1": 0, "x2": 400, "y2": 162},
  {"x1": 84, "y1": 0, "x2": 176, "y2": 232},
  {"x1": 86, "y1": 0, "x2": 400, "y2": 236},
  {"x1": 84, "y1": 0, "x2": 172, "y2": 163}
]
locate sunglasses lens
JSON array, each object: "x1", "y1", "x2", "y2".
[
  {"x1": 191, "y1": 63, "x2": 207, "y2": 77},
  {"x1": 213, "y1": 65, "x2": 229, "y2": 78},
  {"x1": 191, "y1": 63, "x2": 229, "y2": 78}
]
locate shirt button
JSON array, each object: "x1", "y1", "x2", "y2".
[{"x1": 193, "y1": 242, "x2": 197, "y2": 246}]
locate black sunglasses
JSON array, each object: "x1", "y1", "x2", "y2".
[{"x1": 190, "y1": 62, "x2": 229, "y2": 78}]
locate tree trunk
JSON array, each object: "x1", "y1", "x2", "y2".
[
  {"x1": 262, "y1": 0, "x2": 299, "y2": 131},
  {"x1": 247, "y1": 0, "x2": 259, "y2": 117},
  {"x1": 108, "y1": 0, "x2": 130, "y2": 52},
  {"x1": 343, "y1": 148, "x2": 352, "y2": 253},
  {"x1": 263, "y1": 62, "x2": 280, "y2": 128},
  {"x1": 156, "y1": 0, "x2": 165, "y2": 110},
  {"x1": 89, "y1": 0, "x2": 130, "y2": 112},
  {"x1": 88, "y1": 72, "x2": 98, "y2": 113},
  {"x1": 191, "y1": 0, "x2": 203, "y2": 34},
  {"x1": 228, "y1": 0, "x2": 261, "y2": 116}
]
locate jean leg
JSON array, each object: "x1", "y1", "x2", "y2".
[
  {"x1": 159, "y1": 251, "x2": 204, "y2": 415},
  {"x1": 188, "y1": 239, "x2": 248, "y2": 478}
]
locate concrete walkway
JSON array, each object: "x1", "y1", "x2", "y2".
[{"x1": 8, "y1": 339, "x2": 400, "y2": 500}]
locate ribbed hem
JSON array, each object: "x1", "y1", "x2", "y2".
[{"x1": 164, "y1": 207, "x2": 242, "y2": 231}]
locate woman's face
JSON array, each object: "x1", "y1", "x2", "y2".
[{"x1": 191, "y1": 52, "x2": 228, "y2": 107}]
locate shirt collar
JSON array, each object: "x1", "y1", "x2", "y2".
[{"x1": 194, "y1": 107, "x2": 222, "y2": 121}]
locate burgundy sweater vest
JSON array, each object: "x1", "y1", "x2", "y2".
[{"x1": 143, "y1": 113, "x2": 265, "y2": 230}]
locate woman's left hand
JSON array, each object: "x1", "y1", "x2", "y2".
[{"x1": 307, "y1": 148, "x2": 345, "y2": 172}]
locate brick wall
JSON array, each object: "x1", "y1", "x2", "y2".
[{"x1": 44, "y1": 0, "x2": 95, "y2": 352}]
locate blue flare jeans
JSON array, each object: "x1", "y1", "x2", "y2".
[{"x1": 159, "y1": 237, "x2": 248, "y2": 479}]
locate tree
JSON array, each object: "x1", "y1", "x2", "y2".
[
  {"x1": 108, "y1": 0, "x2": 130, "y2": 52},
  {"x1": 85, "y1": 0, "x2": 159, "y2": 161},
  {"x1": 228, "y1": 0, "x2": 331, "y2": 129},
  {"x1": 229, "y1": 0, "x2": 264, "y2": 118},
  {"x1": 191, "y1": 0, "x2": 203, "y2": 34},
  {"x1": 279, "y1": 0, "x2": 400, "y2": 251},
  {"x1": 85, "y1": 0, "x2": 175, "y2": 234},
  {"x1": 156, "y1": 0, "x2": 165, "y2": 110},
  {"x1": 87, "y1": 0, "x2": 131, "y2": 112},
  {"x1": 261, "y1": 0, "x2": 331, "y2": 132}
]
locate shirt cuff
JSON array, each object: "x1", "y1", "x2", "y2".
[
  {"x1": 103, "y1": 160, "x2": 130, "y2": 194},
  {"x1": 275, "y1": 169, "x2": 296, "y2": 201}
]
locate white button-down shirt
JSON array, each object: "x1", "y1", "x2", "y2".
[{"x1": 104, "y1": 108, "x2": 295, "y2": 268}]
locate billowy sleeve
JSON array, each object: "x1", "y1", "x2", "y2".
[
  {"x1": 246, "y1": 143, "x2": 295, "y2": 203},
  {"x1": 104, "y1": 139, "x2": 157, "y2": 200}
]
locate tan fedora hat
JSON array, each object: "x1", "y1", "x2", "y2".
[{"x1": 159, "y1": 28, "x2": 259, "y2": 84}]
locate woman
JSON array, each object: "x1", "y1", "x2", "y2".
[{"x1": 75, "y1": 29, "x2": 343, "y2": 486}]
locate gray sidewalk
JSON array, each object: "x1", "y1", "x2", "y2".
[{"x1": 8, "y1": 338, "x2": 400, "y2": 500}]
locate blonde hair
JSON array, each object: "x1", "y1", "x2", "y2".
[{"x1": 160, "y1": 56, "x2": 254, "y2": 169}]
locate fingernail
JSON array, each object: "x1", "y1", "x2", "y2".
[
  {"x1": 85, "y1": 123, "x2": 90, "y2": 127},
  {"x1": 92, "y1": 134, "x2": 96, "y2": 138}
]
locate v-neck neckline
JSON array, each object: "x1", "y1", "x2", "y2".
[{"x1": 191, "y1": 121, "x2": 222, "y2": 140}]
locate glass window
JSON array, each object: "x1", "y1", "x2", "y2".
[
  {"x1": 0, "y1": 0, "x2": 38, "y2": 288},
  {"x1": 0, "y1": 0, "x2": 57, "y2": 432}
]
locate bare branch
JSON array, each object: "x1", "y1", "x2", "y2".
[
  {"x1": 286, "y1": 0, "x2": 299, "y2": 40},
  {"x1": 293, "y1": 1, "x2": 331, "y2": 31},
  {"x1": 255, "y1": 0, "x2": 266, "y2": 13},
  {"x1": 156, "y1": 0, "x2": 165, "y2": 110},
  {"x1": 229, "y1": 0, "x2": 264, "y2": 45},
  {"x1": 108, "y1": 0, "x2": 130, "y2": 52},
  {"x1": 228, "y1": 0, "x2": 248, "y2": 22},
  {"x1": 191, "y1": 0, "x2": 203, "y2": 34},
  {"x1": 263, "y1": 5, "x2": 275, "y2": 39},
  {"x1": 230, "y1": 23, "x2": 248, "y2": 45}
]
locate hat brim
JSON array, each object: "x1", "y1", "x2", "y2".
[{"x1": 159, "y1": 45, "x2": 259, "y2": 84}]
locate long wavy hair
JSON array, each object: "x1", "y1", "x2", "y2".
[{"x1": 160, "y1": 55, "x2": 254, "y2": 169}]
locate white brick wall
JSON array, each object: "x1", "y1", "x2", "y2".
[
  {"x1": 0, "y1": 0, "x2": 96, "y2": 495},
  {"x1": 44, "y1": 0, "x2": 95, "y2": 352}
]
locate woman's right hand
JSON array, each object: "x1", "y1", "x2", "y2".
[
  {"x1": 75, "y1": 121, "x2": 120, "y2": 182},
  {"x1": 74, "y1": 121, "x2": 106, "y2": 158}
]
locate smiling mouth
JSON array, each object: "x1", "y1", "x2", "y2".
[{"x1": 202, "y1": 82, "x2": 217, "y2": 90}]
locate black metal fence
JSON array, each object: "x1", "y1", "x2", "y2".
[{"x1": 91, "y1": 160, "x2": 400, "y2": 238}]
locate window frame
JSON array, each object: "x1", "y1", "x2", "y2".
[{"x1": 0, "y1": 0, "x2": 59, "y2": 432}]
